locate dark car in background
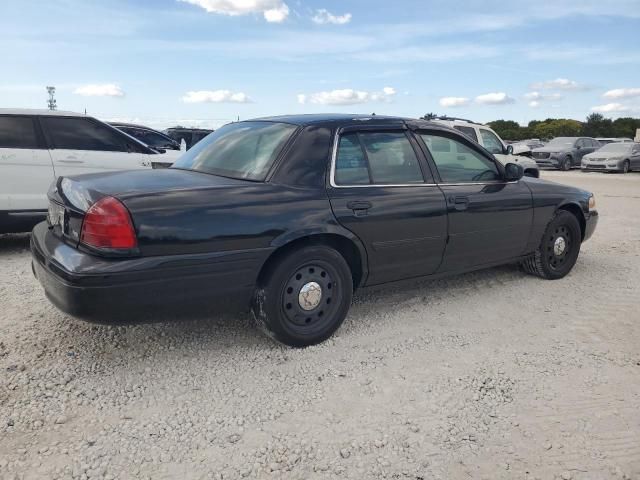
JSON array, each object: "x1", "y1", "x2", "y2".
[
  {"x1": 31, "y1": 114, "x2": 598, "y2": 347},
  {"x1": 164, "y1": 127, "x2": 213, "y2": 150},
  {"x1": 109, "y1": 122, "x2": 181, "y2": 152},
  {"x1": 531, "y1": 137, "x2": 600, "y2": 170}
]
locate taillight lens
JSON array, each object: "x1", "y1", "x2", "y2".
[{"x1": 80, "y1": 197, "x2": 137, "y2": 249}]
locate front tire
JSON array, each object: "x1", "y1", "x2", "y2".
[
  {"x1": 521, "y1": 210, "x2": 582, "y2": 280},
  {"x1": 621, "y1": 160, "x2": 630, "y2": 174},
  {"x1": 252, "y1": 245, "x2": 353, "y2": 347},
  {"x1": 560, "y1": 156, "x2": 572, "y2": 171}
]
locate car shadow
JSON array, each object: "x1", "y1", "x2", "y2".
[{"x1": 0, "y1": 233, "x2": 31, "y2": 255}]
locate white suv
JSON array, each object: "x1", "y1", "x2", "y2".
[
  {"x1": 430, "y1": 117, "x2": 540, "y2": 178},
  {"x1": 0, "y1": 109, "x2": 176, "y2": 233}
]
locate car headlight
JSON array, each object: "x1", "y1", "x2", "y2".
[{"x1": 588, "y1": 195, "x2": 596, "y2": 210}]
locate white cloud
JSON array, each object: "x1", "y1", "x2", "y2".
[
  {"x1": 530, "y1": 78, "x2": 585, "y2": 91},
  {"x1": 475, "y1": 92, "x2": 515, "y2": 105},
  {"x1": 179, "y1": 0, "x2": 289, "y2": 23},
  {"x1": 182, "y1": 90, "x2": 252, "y2": 103},
  {"x1": 524, "y1": 91, "x2": 563, "y2": 103},
  {"x1": 73, "y1": 84, "x2": 124, "y2": 97},
  {"x1": 528, "y1": 100, "x2": 540, "y2": 108},
  {"x1": 590, "y1": 103, "x2": 630, "y2": 113},
  {"x1": 312, "y1": 9, "x2": 352, "y2": 25},
  {"x1": 439, "y1": 97, "x2": 470, "y2": 108},
  {"x1": 297, "y1": 87, "x2": 396, "y2": 105},
  {"x1": 603, "y1": 88, "x2": 640, "y2": 99}
]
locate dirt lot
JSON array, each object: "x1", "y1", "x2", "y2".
[{"x1": 1, "y1": 170, "x2": 639, "y2": 480}]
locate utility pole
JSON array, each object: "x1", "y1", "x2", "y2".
[{"x1": 46, "y1": 86, "x2": 57, "y2": 111}]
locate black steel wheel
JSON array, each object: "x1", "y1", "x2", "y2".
[
  {"x1": 521, "y1": 210, "x2": 582, "y2": 280},
  {"x1": 252, "y1": 245, "x2": 353, "y2": 347}
]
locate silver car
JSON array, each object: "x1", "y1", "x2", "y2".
[{"x1": 582, "y1": 142, "x2": 640, "y2": 173}]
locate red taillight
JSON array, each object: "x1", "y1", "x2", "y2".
[{"x1": 80, "y1": 197, "x2": 137, "y2": 249}]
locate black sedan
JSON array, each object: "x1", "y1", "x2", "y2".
[{"x1": 31, "y1": 114, "x2": 598, "y2": 347}]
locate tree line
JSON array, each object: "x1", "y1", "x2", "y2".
[{"x1": 486, "y1": 114, "x2": 640, "y2": 141}]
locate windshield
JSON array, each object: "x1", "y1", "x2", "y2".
[
  {"x1": 172, "y1": 121, "x2": 297, "y2": 180},
  {"x1": 599, "y1": 143, "x2": 632, "y2": 153},
  {"x1": 546, "y1": 137, "x2": 575, "y2": 148}
]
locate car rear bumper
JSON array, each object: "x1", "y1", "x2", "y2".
[
  {"x1": 30, "y1": 222, "x2": 272, "y2": 323},
  {"x1": 584, "y1": 210, "x2": 598, "y2": 242}
]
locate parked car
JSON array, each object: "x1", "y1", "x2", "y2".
[
  {"x1": 595, "y1": 137, "x2": 633, "y2": 145},
  {"x1": 110, "y1": 122, "x2": 184, "y2": 162},
  {"x1": 581, "y1": 142, "x2": 640, "y2": 173},
  {"x1": 430, "y1": 117, "x2": 540, "y2": 177},
  {"x1": 31, "y1": 114, "x2": 598, "y2": 347},
  {"x1": 164, "y1": 127, "x2": 213, "y2": 150},
  {"x1": 0, "y1": 109, "x2": 175, "y2": 234},
  {"x1": 531, "y1": 137, "x2": 600, "y2": 170},
  {"x1": 510, "y1": 139, "x2": 545, "y2": 157}
]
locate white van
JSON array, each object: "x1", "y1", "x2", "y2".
[
  {"x1": 0, "y1": 109, "x2": 175, "y2": 233},
  {"x1": 430, "y1": 116, "x2": 540, "y2": 178}
]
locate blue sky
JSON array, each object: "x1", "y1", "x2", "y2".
[{"x1": 1, "y1": 0, "x2": 639, "y2": 129}]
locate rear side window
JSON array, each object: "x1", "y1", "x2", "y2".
[
  {"x1": 0, "y1": 116, "x2": 39, "y2": 149},
  {"x1": 421, "y1": 133, "x2": 500, "y2": 183},
  {"x1": 334, "y1": 131, "x2": 425, "y2": 185},
  {"x1": 42, "y1": 117, "x2": 128, "y2": 152},
  {"x1": 454, "y1": 126, "x2": 478, "y2": 143}
]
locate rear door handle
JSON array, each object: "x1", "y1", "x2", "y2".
[
  {"x1": 58, "y1": 159, "x2": 84, "y2": 164},
  {"x1": 347, "y1": 200, "x2": 372, "y2": 216},
  {"x1": 448, "y1": 195, "x2": 469, "y2": 211}
]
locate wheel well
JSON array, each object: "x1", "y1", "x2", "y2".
[
  {"x1": 258, "y1": 234, "x2": 364, "y2": 289},
  {"x1": 558, "y1": 203, "x2": 585, "y2": 240},
  {"x1": 524, "y1": 168, "x2": 539, "y2": 178}
]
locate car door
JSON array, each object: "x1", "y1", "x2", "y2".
[
  {"x1": 415, "y1": 129, "x2": 533, "y2": 273},
  {"x1": 0, "y1": 115, "x2": 55, "y2": 212},
  {"x1": 327, "y1": 127, "x2": 448, "y2": 285},
  {"x1": 631, "y1": 144, "x2": 640, "y2": 169},
  {"x1": 574, "y1": 139, "x2": 590, "y2": 165},
  {"x1": 39, "y1": 116, "x2": 151, "y2": 177}
]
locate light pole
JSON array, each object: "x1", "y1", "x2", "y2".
[{"x1": 46, "y1": 86, "x2": 57, "y2": 111}]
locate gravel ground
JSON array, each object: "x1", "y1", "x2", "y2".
[{"x1": 1, "y1": 170, "x2": 639, "y2": 480}]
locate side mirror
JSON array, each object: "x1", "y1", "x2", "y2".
[
  {"x1": 505, "y1": 144, "x2": 514, "y2": 155},
  {"x1": 576, "y1": 145, "x2": 582, "y2": 150},
  {"x1": 156, "y1": 148, "x2": 167, "y2": 154},
  {"x1": 504, "y1": 162, "x2": 524, "y2": 181}
]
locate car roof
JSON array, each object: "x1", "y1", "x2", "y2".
[
  {"x1": 252, "y1": 113, "x2": 409, "y2": 126},
  {"x1": 0, "y1": 108, "x2": 87, "y2": 117}
]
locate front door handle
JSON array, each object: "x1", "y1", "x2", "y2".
[
  {"x1": 347, "y1": 200, "x2": 372, "y2": 216},
  {"x1": 448, "y1": 195, "x2": 469, "y2": 211}
]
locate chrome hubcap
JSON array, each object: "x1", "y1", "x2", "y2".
[
  {"x1": 298, "y1": 282, "x2": 322, "y2": 311},
  {"x1": 553, "y1": 236, "x2": 566, "y2": 256}
]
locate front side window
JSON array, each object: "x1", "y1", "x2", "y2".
[
  {"x1": 454, "y1": 126, "x2": 478, "y2": 143},
  {"x1": 132, "y1": 129, "x2": 176, "y2": 149},
  {"x1": 42, "y1": 117, "x2": 128, "y2": 152},
  {"x1": 421, "y1": 133, "x2": 500, "y2": 183},
  {"x1": 0, "y1": 116, "x2": 38, "y2": 149},
  {"x1": 479, "y1": 129, "x2": 504, "y2": 155},
  {"x1": 172, "y1": 121, "x2": 296, "y2": 181},
  {"x1": 334, "y1": 131, "x2": 424, "y2": 185}
]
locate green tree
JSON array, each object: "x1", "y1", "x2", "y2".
[
  {"x1": 486, "y1": 120, "x2": 525, "y2": 140},
  {"x1": 532, "y1": 119, "x2": 583, "y2": 139},
  {"x1": 611, "y1": 117, "x2": 640, "y2": 138},
  {"x1": 582, "y1": 113, "x2": 613, "y2": 137}
]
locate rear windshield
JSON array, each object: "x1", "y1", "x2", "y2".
[{"x1": 172, "y1": 121, "x2": 297, "y2": 181}]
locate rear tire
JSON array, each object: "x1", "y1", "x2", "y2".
[
  {"x1": 252, "y1": 245, "x2": 353, "y2": 347},
  {"x1": 521, "y1": 210, "x2": 582, "y2": 280}
]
